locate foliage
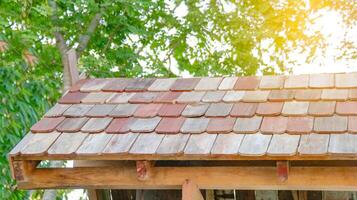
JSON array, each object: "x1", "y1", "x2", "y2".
[{"x1": 0, "y1": 0, "x2": 355, "y2": 199}]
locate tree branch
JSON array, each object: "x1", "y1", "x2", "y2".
[
  {"x1": 76, "y1": 8, "x2": 104, "y2": 57},
  {"x1": 48, "y1": 0, "x2": 68, "y2": 54}
]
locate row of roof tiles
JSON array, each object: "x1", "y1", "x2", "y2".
[
  {"x1": 71, "y1": 73, "x2": 357, "y2": 93},
  {"x1": 14, "y1": 131, "x2": 357, "y2": 156},
  {"x1": 60, "y1": 89, "x2": 357, "y2": 104},
  {"x1": 46, "y1": 101, "x2": 357, "y2": 118},
  {"x1": 31, "y1": 115, "x2": 357, "y2": 134}
]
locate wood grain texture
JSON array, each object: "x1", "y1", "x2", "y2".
[
  {"x1": 21, "y1": 132, "x2": 61, "y2": 155},
  {"x1": 238, "y1": 133, "x2": 272, "y2": 156},
  {"x1": 76, "y1": 133, "x2": 113, "y2": 155},
  {"x1": 102, "y1": 133, "x2": 139, "y2": 154},
  {"x1": 47, "y1": 132, "x2": 88, "y2": 155},
  {"x1": 211, "y1": 133, "x2": 244, "y2": 155},
  {"x1": 184, "y1": 133, "x2": 217, "y2": 155},
  {"x1": 156, "y1": 134, "x2": 190, "y2": 155}
]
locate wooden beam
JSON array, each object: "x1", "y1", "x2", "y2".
[
  {"x1": 16, "y1": 165, "x2": 357, "y2": 191},
  {"x1": 9, "y1": 159, "x2": 38, "y2": 182},
  {"x1": 182, "y1": 179, "x2": 203, "y2": 200},
  {"x1": 66, "y1": 49, "x2": 79, "y2": 86},
  {"x1": 136, "y1": 161, "x2": 152, "y2": 181},
  {"x1": 277, "y1": 161, "x2": 289, "y2": 182}
]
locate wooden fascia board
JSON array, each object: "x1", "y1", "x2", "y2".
[{"x1": 16, "y1": 165, "x2": 357, "y2": 191}]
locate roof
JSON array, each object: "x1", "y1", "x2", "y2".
[{"x1": 9, "y1": 73, "x2": 357, "y2": 161}]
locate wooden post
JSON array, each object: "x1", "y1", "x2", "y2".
[{"x1": 182, "y1": 179, "x2": 203, "y2": 200}]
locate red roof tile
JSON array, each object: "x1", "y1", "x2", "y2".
[
  {"x1": 170, "y1": 78, "x2": 200, "y2": 91},
  {"x1": 308, "y1": 101, "x2": 335, "y2": 116},
  {"x1": 336, "y1": 102, "x2": 357, "y2": 115},
  {"x1": 230, "y1": 102, "x2": 257, "y2": 117},
  {"x1": 102, "y1": 78, "x2": 129, "y2": 92},
  {"x1": 59, "y1": 92, "x2": 88, "y2": 104},
  {"x1": 259, "y1": 75, "x2": 284, "y2": 89},
  {"x1": 106, "y1": 118, "x2": 133, "y2": 133},
  {"x1": 154, "y1": 92, "x2": 181, "y2": 103},
  {"x1": 56, "y1": 117, "x2": 89, "y2": 132},
  {"x1": 268, "y1": 90, "x2": 295, "y2": 101},
  {"x1": 133, "y1": 104, "x2": 162, "y2": 118},
  {"x1": 125, "y1": 78, "x2": 154, "y2": 92},
  {"x1": 31, "y1": 117, "x2": 65, "y2": 133},
  {"x1": 234, "y1": 76, "x2": 260, "y2": 90},
  {"x1": 348, "y1": 116, "x2": 357, "y2": 133},
  {"x1": 260, "y1": 116, "x2": 288, "y2": 134},
  {"x1": 256, "y1": 102, "x2": 283, "y2": 116},
  {"x1": 156, "y1": 117, "x2": 185, "y2": 134},
  {"x1": 106, "y1": 93, "x2": 136, "y2": 104},
  {"x1": 128, "y1": 92, "x2": 159, "y2": 103},
  {"x1": 294, "y1": 89, "x2": 321, "y2": 101},
  {"x1": 158, "y1": 104, "x2": 186, "y2": 117},
  {"x1": 286, "y1": 117, "x2": 313, "y2": 134},
  {"x1": 206, "y1": 118, "x2": 235, "y2": 134},
  {"x1": 321, "y1": 89, "x2": 348, "y2": 100}
]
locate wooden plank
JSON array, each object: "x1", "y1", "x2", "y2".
[
  {"x1": 184, "y1": 133, "x2": 217, "y2": 155},
  {"x1": 102, "y1": 133, "x2": 139, "y2": 154},
  {"x1": 328, "y1": 133, "x2": 357, "y2": 155},
  {"x1": 267, "y1": 134, "x2": 300, "y2": 156},
  {"x1": 129, "y1": 133, "x2": 164, "y2": 154},
  {"x1": 9, "y1": 132, "x2": 34, "y2": 156},
  {"x1": 16, "y1": 165, "x2": 357, "y2": 190},
  {"x1": 277, "y1": 161, "x2": 289, "y2": 182},
  {"x1": 76, "y1": 133, "x2": 113, "y2": 155},
  {"x1": 210, "y1": 133, "x2": 244, "y2": 155},
  {"x1": 156, "y1": 134, "x2": 190, "y2": 155},
  {"x1": 298, "y1": 133, "x2": 330, "y2": 155},
  {"x1": 238, "y1": 133, "x2": 272, "y2": 156},
  {"x1": 136, "y1": 161, "x2": 153, "y2": 181},
  {"x1": 47, "y1": 132, "x2": 88, "y2": 155},
  {"x1": 182, "y1": 179, "x2": 204, "y2": 200},
  {"x1": 20, "y1": 132, "x2": 61, "y2": 156}
]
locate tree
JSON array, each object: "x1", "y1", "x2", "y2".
[{"x1": 0, "y1": 0, "x2": 355, "y2": 199}]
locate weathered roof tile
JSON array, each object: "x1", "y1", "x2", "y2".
[
  {"x1": 284, "y1": 74, "x2": 309, "y2": 89},
  {"x1": 260, "y1": 116, "x2": 288, "y2": 134},
  {"x1": 102, "y1": 79, "x2": 129, "y2": 92},
  {"x1": 308, "y1": 101, "x2": 335, "y2": 116},
  {"x1": 129, "y1": 133, "x2": 164, "y2": 154},
  {"x1": 206, "y1": 118, "x2": 236, "y2": 134},
  {"x1": 335, "y1": 73, "x2": 357, "y2": 88},
  {"x1": 44, "y1": 104, "x2": 71, "y2": 117},
  {"x1": 56, "y1": 117, "x2": 89, "y2": 132},
  {"x1": 180, "y1": 118, "x2": 210, "y2": 134},
  {"x1": 59, "y1": 92, "x2": 88, "y2": 104},
  {"x1": 130, "y1": 117, "x2": 161, "y2": 133},
  {"x1": 259, "y1": 75, "x2": 284, "y2": 89},
  {"x1": 154, "y1": 92, "x2": 181, "y2": 103},
  {"x1": 125, "y1": 78, "x2": 154, "y2": 92},
  {"x1": 76, "y1": 133, "x2": 113, "y2": 155},
  {"x1": 176, "y1": 91, "x2": 205, "y2": 103},
  {"x1": 205, "y1": 103, "x2": 233, "y2": 117},
  {"x1": 242, "y1": 91, "x2": 270, "y2": 102},
  {"x1": 348, "y1": 116, "x2": 357, "y2": 133},
  {"x1": 234, "y1": 76, "x2": 260, "y2": 90},
  {"x1": 267, "y1": 134, "x2": 300, "y2": 156},
  {"x1": 181, "y1": 103, "x2": 209, "y2": 117},
  {"x1": 218, "y1": 77, "x2": 238, "y2": 90},
  {"x1": 294, "y1": 89, "x2": 321, "y2": 101},
  {"x1": 298, "y1": 133, "x2": 329, "y2": 155},
  {"x1": 85, "y1": 104, "x2": 116, "y2": 117},
  {"x1": 194, "y1": 77, "x2": 222, "y2": 91},
  {"x1": 103, "y1": 133, "x2": 138, "y2": 154},
  {"x1": 156, "y1": 117, "x2": 185, "y2": 134},
  {"x1": 233, "y1": 116, "x2": 262, "y2": 133},
  {"x1": 81, "y1": 117, "x2": 112, "y2": 133},
  {"x1": 336, "y1": 102, "x2": 357, "y2": 115},
  {"x1": 238, "y1": 133, "x2": 272, "y2": 156},
  {"x1": 223, "y1": 91, "x2": 245, "y2": 102},
  {"x1": 282, "y1": 102, "x2": 309, "y2": 116},
  {"x1": 256, "y1": 102, "x2": 283, "y2": 116},
  {"x1": 349, "y1": 89, "x2": 357, "y2": 100},
  {"x1": 156, "y1": 134, "x2": 190, "y2": 155},
  {"x1": 128, "y1": 92, "x2": 159, "y2": 103},
  {"x1": 202, "y1": 91, "x2": 226, "y2": 102},
  {"x1": 106, "y1": 93, "x2": 136, "y2": 104},
  {"x1": 170, "y1": 78, "x2": 200, "y2": 91},
  {"x1": 109, "y1": 104, "x2": 139, "y2": 117},
  {"x1": 314, "y1": 116, "x2": 347, "y2": 133},
  {"x1": 69, "y1": 79, "x2": 88, "y2": 92},
  {"x1": 328, "y1": 133, "x2": 357, "y2": 154},
  {"x1": 31, "y1": 117, "x2": 65, "y2": 133},
  {"x1": 211, "y1": 133, "x2": 244, "y2": 155},
  {"x1": 133, "y1": 104, "x2": 162, "y2": 118},
  {"x1": 63, "y1": 104, "x2": 94, "y2": 117},
  {"x1": 106, "y1": 118, "x2": 134, "y2": 133},
  {"x1": 81, "y1": 92, "x2": 115, "y2": 104},
  {"x1": 184, "y1": 133, "x2": 217, "y2": 155},
  {"x1": 309, "y1": 74, "x2": 334, "y2": 88},
  {"x1": 80, "y1": 79, "x2": 109, "y2": 92},
  {"x1": 321, "y1": 89, "x2": 348, "y2": 100},
  {"x1": 286, "y1": 116, "x2": 313, "y2": 134},
  {"x1": 268, "y1": 90, "x2": 295, "y2": 101},
  {"x1": 148, "y1": 78, "x2": 176, "y2": 91},
  {"x1": 158, "y1": 104, "x2": 186, "y2": 117},
  {"x1": 230, "y1": 102, "x2": 257, "y2": 117}
]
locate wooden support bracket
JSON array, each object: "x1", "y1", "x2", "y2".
[
  {"x1": 277, "y1": 161, "x2": 289, "y2": 182},
  {"x1": 136, "y1": 161, "x2": 153, "y2": 181},
  {"x1": 9, "y1": 159, "x2": 39, "y2": 182},
  {"x1": 182, "y1": 179, "x2": 204, "y2": 200}
]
